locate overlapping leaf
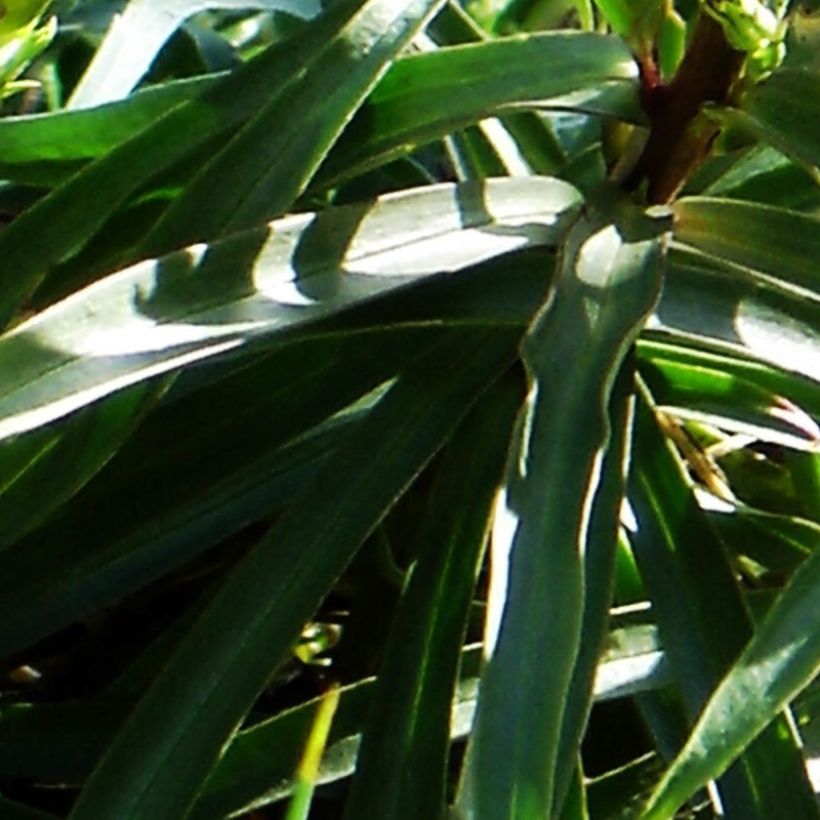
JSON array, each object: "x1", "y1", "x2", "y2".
[
  {"x1": 714, "y1": 69, "x2": 820, "y2": 182},
  {"x1": 67, "y1": 0, "x2": 321, "y2": 108},
  {"x1": 343, "y1": 375, "x2": 522, "y2": 820},
  {"x1": 66, "y1": 330, "x2": 518, "y2": 820},
  {"x1": 628, "y1": 384, "x2": 817, "y2": 817},
  {"x1": 457, "y1": 190, "x2": 667, "y2": 819},
  {"x1": 0, "y1": 177, "x2": 581, "y2": 442},
  {"x1": 316, "y1": 31, "x2": 642, "y2": 187},
  {"x1": 0, "y1": 0, "x2": 453, "y2": 325}
]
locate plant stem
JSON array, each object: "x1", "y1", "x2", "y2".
[{"x1": 628, "y1": 14, "x2": 746, "y2": 203}]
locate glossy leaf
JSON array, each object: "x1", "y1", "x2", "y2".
[
  {"x1": 66, "y1": 331, "x2": 518, "y2": 820},
  {"x1": 0, "y1": 177, "x2": 581, "y2": 442},
  {"x1": 651, "y1": 245, "x2": 820, "y2": 385},
  {"x1": 0, "y1": 0, "x2": 351, "y2": 325},
  {"x1": 457, "y1": 191, "x2": 666, "y2": 819},
  {"x1": 638, "y1": 339, "x2": 820, "y2": 451},
  {"x1": 553, "y1": 357, "x2": 635, "y2": 812},
  {"x1": 716, "y1": 69, "x2": 820, "y2": 181},
  {"x1": 316, "y1": 31, "x2": 643, "y2": 187},
  {"x1": 0, "y1": 74, "x2": 217, "y2": 184},
  {"x1": 0, "y1": 329, "x2": 437, "y2": 657},
  {"x1": 67, "y1": 0, "x2": 320, "y2": 108},
  {"x1": 628, "y1": 383, "x2": 817, "y2": 818},
  {"x1": 136, "y1": 0, "x2": 449, "y2": 256},
  {"x1": 674, "y1": 197, "x2": 820, "y2": 297},
  {"x1": 643, "y1": 526, "x2": 820, "y2": 817},
  {"x1": 343, "y1": 374, "x2": 522, "y2": 820}
]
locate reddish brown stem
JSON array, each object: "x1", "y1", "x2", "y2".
[{"x1": 628, "y1": 14, "x2": 746, "y2": 203}]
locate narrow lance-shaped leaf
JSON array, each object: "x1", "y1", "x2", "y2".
[
  {"x1": 0, "y1": 74, "x2": 217, "y2": 182},
  {"x1": 0, "y1": 177, "x2": 581, "y2": 442},
  {"x1": 136, "y1": 0, "x2": 449, "y2": 257},
  {"x1": 343, "y1": 372, "x2": 523, "y2": 820},
  {"x1": 673, "y1": 197, "x2": 820, "y2": 297},
  {"x1": 641, "y1": 518, "x2": 820, "y2": 818},
  {"x1": 710, "y1": 69, "x2": 820, "y2": 182},
  {"x1": 552, "y1": 354, "x2": 636, "y2": 812},
  {"x1": 0, "y1": 328, "x2": 449, "y2": 656},
  {"x1": 315, "y1": 31, "x2": 643, "y2": 188},
  {"x1": 66, "y1": 329, "x2": 519, "y2": 820},
  {"x1": 627, "y1": 382, "x2": 818, "y2": 818},
  {"x1": 457, "y1": 189, "x2": 667, "y2": 820},
  {"x1": 650, "y1": 246, "x2": 820, "y2": 385},
  {"x1": 0, "y1": 32, "x2": 636, "y2": 188},
  {"x1": 0, "y1": 381, "x2": 162, "y2": 550},
  {"x1": 67, "y1": 0, "x2": 321, "y2": 109},
  {"x1": 0, "y1": 0, "x2": 382, "y2": 327}
]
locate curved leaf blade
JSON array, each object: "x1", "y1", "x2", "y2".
[
  {"x1": 0, "y1": 75, "x2": 218, "y2": 183},
  {"x1": 714, "y1": 70, "x2": 820, "y2": 182},
  {"x1": 674, "y1": 197, "x2": 820, "y2": 297},
  {"x1": 66, "y1": 330, "x2": 518, "y2": 820},
  {"x1": 642, "y1": 517, "x2": 820, "y2": 818},
  {"x1": 0, "y1": 177, "x2": 580, "y2": 442},
  {"x1": 137, "y1": 0, "x2": 449, "y2": 256},
  {"x1": 458, "y1": 192, "x2": 667, "y2": 819},
  {"x1": 343, "y1": 374, "x2": 522, "y2": 820},
  {"x1": 317, "y1": 31, "x2": 642, "y2": 187},
  {"x1": 0, "y1": 0, "x2": 388, "y2": 326},
  {"x1": 67, "y1": 0, "x2": 320, "y2": 109},
  {"x1": 650, "y1": 246, "x2": 820, "y2": 385},
  {"x1": 628, "y1": 384, "x2": 818, "y2": 818}
]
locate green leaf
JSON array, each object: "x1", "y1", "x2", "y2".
[
  {"x1": 628, "y1": 383, "x2": 818, "y2": 818},
  {"x1": 0, "y1": 74, "x2": 218, "y2": 184},
  {"x1": 0, "y1": 383, "x2": 162, "y2": 550},
  {"x1": 67, "y1": 0, "x2": 320, "y2": 108},
  {"x1": 136, "y1": 0, "x2": 449, "y2": 257},
  {"x1": 553, "y1": 357, "x2": 635, "y2": 812},
  {"x1": 0, "y1": 328, "x2": 438, "y2": 658},
  {"x1": 66, "y1": 330, "x2": 518, "y2": 820},
  {"x1": 316, "y1": 31, "x2": 643, "y2": 188},
  {"x1": 457, "y1": 190, "x2": 666, "y2": 819},
  {"x1": 0, "y1": 177, "x2": 581, "y2": 442},
  {"x1": 0, "y1": 0, "x2": 394, "y2": 326},
  {"x1": 343, "y1": 373, "x2": 522, "y2": 820},
  {"x1": 708, "y1": 506, "x2": 818, "y2": 577},
  {"x1": 638, "y1": 339, "x2": 820, "y2": 451},
  {"x1": 673, "y1": 197, "x2": 820, "y2": 297},
  {"x1": 642, "y1": 527, "x2": 820, "y2": 818},
  {"x1": 653, "y1": 246, "x2": 820, "y2": 386},
  {"x1": 695, "y1": 145, "x2": 820, "y2": 211},
  {"x1": 715, "y1": 69, "x2": 820, "y2": 182},
  {"x1": 0, "y1": 796, "x2": 56, "y2": 820}
]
